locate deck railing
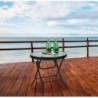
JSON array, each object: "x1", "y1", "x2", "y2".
[{"x1": 0, "y1": 38, "x2": 98, "y2": 58}]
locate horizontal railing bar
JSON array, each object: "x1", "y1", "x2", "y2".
[
  {"x1": 89, "y1": 40, "x2": 98, "y2": 42},
  {"x1": 0, "y1": 47, "x2": 63, "y2": 51},
  {"x1": 1, "y1": 40, "x2": 98, "y2": 43},
  {"x1": 0, "y1": 40, "x2": 62, "y2": 43},
  {"x1": 89, "y1": 45, "x2": 98, "y2": 47},
  {"x1": 64, "y1": 46, "x2": 87, "y2": 48},
  {"x1": 0, "y1": 38, "x2": 98, "y2": 43},
  {"x1": 64, "y1": 40, "x2": 87, "y2": 42},
  {"x1": 64, "y1": 40, "x2": 98, "y2": 42},
  {"x1": 64, "y1": 45, "x2": 98, "y2": 48},
  {"x1": 0, "y1": 45, "x2": 98, "y2": 51},
  {"x1": 0, "y1": 41, "x2": 44, "y2": 43},
  {"x1": 0, "y1": 48, "x2": 31, "y2": 51},
  {"x1": 0, "y1": 40, "x2": 89, "y2": 43},
  {"x1": 1, "y1": 45, "x2": 98, "y2": 51}
]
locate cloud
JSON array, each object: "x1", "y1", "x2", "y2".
[
  {"x1": 73, "y1": 10, "x2": 98, "y2": 19},
  {"x1": 0, "y1": 1, "x2": 30, "y2": 20},
  {"x1": 0, "y1": 1, "x2": 98, "y2": 37},
  {"x1": 67, "y1": 19, "x2": 89, "y2": 24},
  {"x1": 46, "y1": 18, "x2": 98, "y2": 37},
  {"x1": 0, "y1": 1, "x2": 85, "y2": 20},
  {"x1": 46, "y1": 19, "x2": 90, "y2": 27},
  {"x1": 47, "y1": 20, "x2": 59, "y2": 26},
  {"x1": 22, "y1": 1, "x2": 71, "y2": 21},
  {"x1": 0, "y1": 1, "x2": 98, "y2": 21}
]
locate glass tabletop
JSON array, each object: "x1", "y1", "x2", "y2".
[{"x1": 30, "y1": 51, "x2": 67, "y2": 60}]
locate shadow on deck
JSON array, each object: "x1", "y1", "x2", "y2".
[{"x1": 0, "y1": 57, "x2": 98, "y2": 96}]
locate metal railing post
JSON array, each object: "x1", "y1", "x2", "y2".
[
  {"x1": 31, "y1": 42, "x2": 34, "y2": 62},
  {"x1": 62, "y1": 38, "x2": 65, "y2": 52},
  {"x1": 87, "y1": 38, "x2": 89, "y2": 58}
]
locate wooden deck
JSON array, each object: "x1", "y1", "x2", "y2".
[{"x1": 0, "y1": 57, "x2": 98, "y2": 96}]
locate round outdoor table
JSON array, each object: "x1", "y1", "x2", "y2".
[{"x1": 30, "y1": 51, "x2": 67, "y2": 96}]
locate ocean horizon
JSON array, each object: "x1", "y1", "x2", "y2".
[{"x1": 0, "y1": 37, "x2": 98, "y2": 64}]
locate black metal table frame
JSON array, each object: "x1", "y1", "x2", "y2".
[{"x1": 30, "y1": 53, "x2": 67, "y2": 96}]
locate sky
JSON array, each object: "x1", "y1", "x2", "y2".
[{"x1": 0, "y1": 0, "x2": 98, "y2": 37}]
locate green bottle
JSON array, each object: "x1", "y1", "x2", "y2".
[
  {"x1": 53, "y1": 39, "x2": 59, "y2": 54},
  {"x1": 46, "y1": 39, "x2": 51, "y2": 52}
]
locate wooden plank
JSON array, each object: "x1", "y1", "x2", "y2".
[
  {"x1": 47, "y1": 61, "x2": 62, "y2": 96},
  {"x1": 35, "y1": 80, "x2": 42, "y2": 96},
  {"x1": 75, "y1": 58, "x2": 98, "y2": 95},
  {"x1": 17, "y1": 63, "x2": 33, "y2": 96},
  {"x1": 35, "y1": 60, "x2": 51, "y2": 96},
  {"x1": 7, "y1": 62, "x2": 30, "y2": 96},
  {"x1": 42, "y1": 61, "x2": 53, "y2": 96},
  {"x1": 0, "y1": 64, "x2": 6, "y2": 69},
  {"x1": 0, "y1": 63, "x2": 25, "y2": 96},
  {"x1": 44, "y1": 61, "x2": 54, "y2": 96},
  {"x1": 0, "y1": 64, "x2": 17, "y2": 92},
  {"x1": 44, "y1": 61, "x2": 53, "y2": 96},
  {"x1": 58, "y1": 80, "x2": 71, "y2": 96},
  {"x1": 44, "y1": 82, "x2": 53, "y2": 96},
  {"x1": 87, "y1": 57, "x2": 98, "y2": 76},
  {"x1": 65, "y1": 59, "x2": 96, "y2": 96},
  {"x1": 54, "y1": 60, "x2": 71, "y2": 96},
  {"x1": 26, "y1": 62, "x2": 37, "y2": 96},
  {"x1": 65, "y1": 61, "x2": 90, "y2": 96},
  {"x1": 64, "y1": 58, "x2": 98, "y2": 96},
  {"x1": 61, "y1": 61, "x2": 89, "y2": 96},
  {"x1": 0, "y1": 64, "x2": 15, "y2": 76}
]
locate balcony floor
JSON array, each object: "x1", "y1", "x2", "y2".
[{"x1": 0, "y1": 57, "x2": 98, "y2": 96}]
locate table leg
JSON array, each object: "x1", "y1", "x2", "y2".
[
  {"x1": 54, "y1": 59, "x2": 66, "y2": 85},
  {"x1": 31, "y1": 59, "x2": 44, "y2": 96},
  {"x1": 31, "y1": 60, "x2": 41, "y2": 85}
]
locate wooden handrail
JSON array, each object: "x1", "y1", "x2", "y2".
[
  {"x1": 0, "y1": 40, "x2": 87, "y2": 43},
  {"x1": 0, "y1": 45, "x2": 98, "y2": 50}
]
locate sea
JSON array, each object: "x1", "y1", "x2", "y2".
[{"x1": 0, "y1": 37, "x2": 98, "y2": 64}]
